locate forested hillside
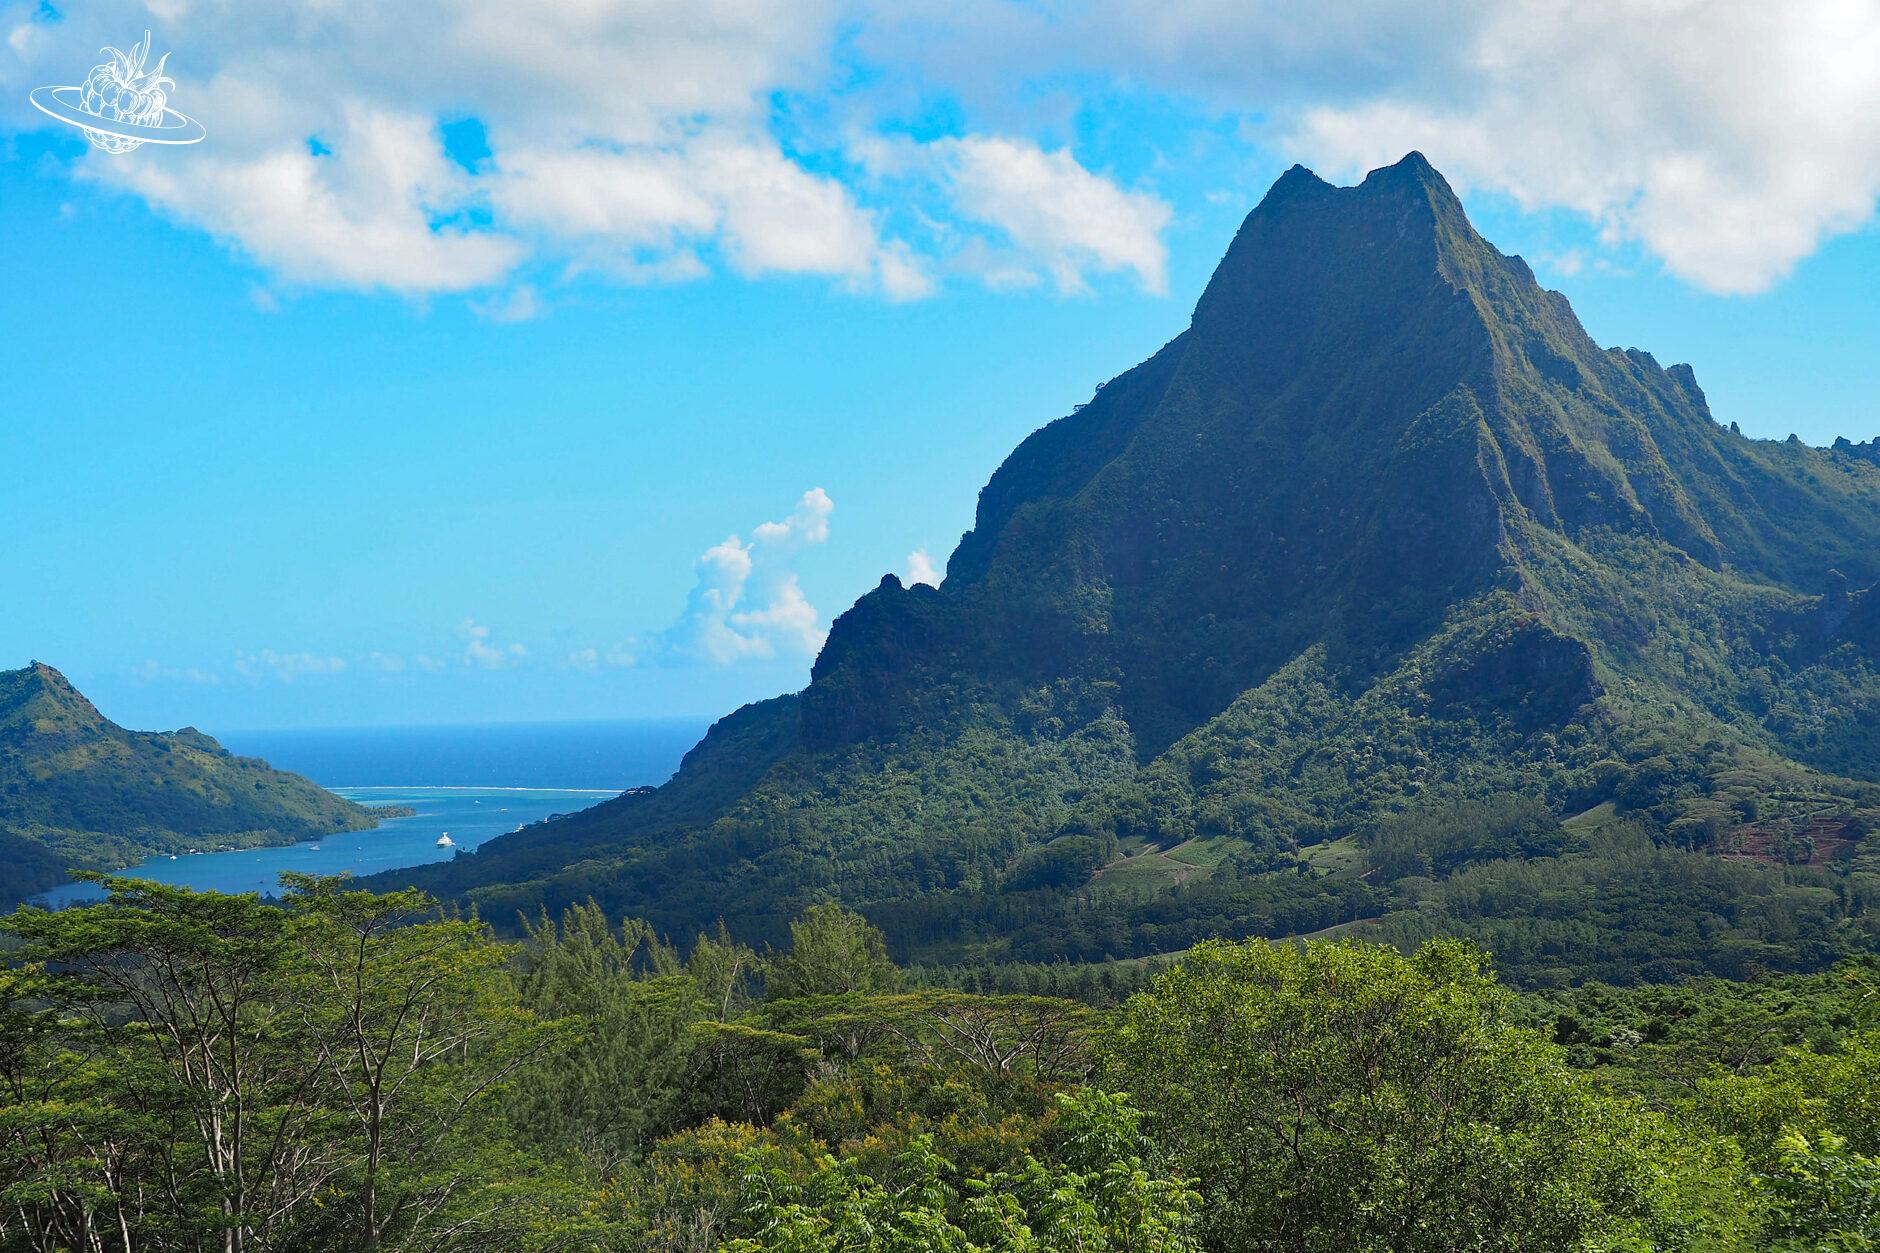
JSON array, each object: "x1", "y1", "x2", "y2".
[
  {"x1": 5, "y1": 881, "x2": 1875, "y2": 1250},
  {"x1": 374, "y1": 155, "x2": 1880, "y2": 985},
  {"x1": 0, "y1": 662, "x2": 397, "y2": 905}
]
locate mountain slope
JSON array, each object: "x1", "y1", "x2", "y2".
[
  {"x1": 0, "y1": 662, "x2": 393, "y2": 904},
  {"x1": 380, "y1": 155, "x2": 1880, "y2": 978}
]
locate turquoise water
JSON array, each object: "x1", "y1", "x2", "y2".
[{"x1": 38, "y1": 786, "x2": 613, "y2": 907}]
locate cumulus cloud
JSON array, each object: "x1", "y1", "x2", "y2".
[
  {"x1": 751, "y1": 487, "x2": 834, "y2": 547},
  {"x1": 905, "y1": 547, "x2": 941, "y2": 587},
  {"x1": 457, "y1": 619, "x2": 527, "y2": 669},
  {"x1": 1277, "y1": 1, "x2": 1880, "y2": 293},
  {"x1": 850, "y1": 133, "x2": 1169, "y2": 293},
  {"x1": 5, "y1": 1, "x2": 1153, "y2": 301},
  {"x1": 862, "y1": 0, "x2": 1880, "y2": 295},
  {"x1": 12, "y1": 1, "x2": 1867, "y2": 298},
  {"x1": 659, "y1": 489, "x2": 835, "y2": 664},
  {"x1": 932, "y1": 137, "x2": 1170, "y2": 294},
  {"x1": 101, "y1": 104, "x2": 522, "y2": 295},
  {"x1": 490, "y1": 139, "x2": 929, "y2": 296},
  {"x1": 233, "y1": 650, "x2": 348, "y2": 683}
]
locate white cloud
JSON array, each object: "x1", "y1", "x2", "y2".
[
  {"x1": 7, "y1": 1, "x2": 1151, "y2": 302},
  {"x1": 906, "y1": 547, "x2": 941, "y2": 587},
  {"x1": 929, "y1": 136, "x2": 1171, "y2": 294},
  {"x1": 132, "y1": 660, "x2": 222, "y2": 686},
  {"x1": 1279, "y1": 0, "x2": 1880, "y2": 292},
  {"x1": 750, "y1": 486, "x2": 834, "y2": 547},
  {"x1": 492, "y1": 140, "x2": 929, "y2": 298},
  {"x1": 100, "y1": 104, "x2": 523, "y2": 295},
  {"x1": 233, "y1": 649, "x2": 348, "y2": 683},
  {"x1": 472, "y1": 284, "x2": 544, "y2": 323},
  {"x1": 492, "y1": 147, "x2": 717, "y2": 247},
  {"x1": 851, "y1": 133, "x2": 1169, "y2": 293},
  {"x1": 16, "y1": 1, "x2": 1867, "y2": 297},
  {"x1": 8, "y1": 17, "x2": 42, "y2": 58},
  {"x1": 863, "y1": 0, "x2": 1880, "y2": 295},
  {"x1": 568, "y1": 644, "x2": 636, "y2": 673},
  {"x1": 368, "y1": 651, "x2": 407, "y2": 673},
  {"x1": 456, "y1": 619, "x2": 527, "y2": 669},
  {"x1": 659, "y1": 489, "x2": 835, "y2": 664}
]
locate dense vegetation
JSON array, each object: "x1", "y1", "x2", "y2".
[
  {"x1": 0, "y1": 663, "x2": 400, "y2": 907},
  {"x1": 10, "y1": 153, "x2": 1880, "y2": 1247},
  {"x1": 4, "y1": 879, "x2": 1877, "y2": 1250},
  {"x1": 373, "y1": 156, "x2": 1880, "y2": 982}
]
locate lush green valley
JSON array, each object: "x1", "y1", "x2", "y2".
[
  {"x1": 0, "y1": 662, "x2": 401, "y2": 906},
  {"x1": 372, "y1": 155, "x2": 1880, "y2": 989},
  {"x1": 9, "y1": 152, "x2": 1880, "y2": 1250}
]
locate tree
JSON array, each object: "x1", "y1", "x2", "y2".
[
  {"x1": 1105, "y1": 937, "x2": 1674, "y2": 1252},
  {"x1": 503, "y1": 904, "x2": 769, "y2": 1172},
  {"x1": 278, "y1": 875, "x2": 580, "y2": 1250},
  {"x1": 2, "y1": 878, "x2": 328, "y2": 1250},
  {"x1": 0, "y1": 876, "x2": 590, "y2": 1252},
  {"x1": 1755, "y1": 1130, "x2": 1880, "y2": 1251},
  {"x1": 774, "y1": 992, "x2": 1097, "y2": 1081},
  {"x1": 765, "y1": 904, "x2": 899, "y2": 1000},
  {"x1": 719, "y1": 1089, "x2": 1200, "y2": 1252}
]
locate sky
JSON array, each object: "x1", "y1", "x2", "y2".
[{"x1": 2, "y1": 0, "x2": 1878, "y2": 733}]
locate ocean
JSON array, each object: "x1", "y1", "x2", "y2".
[
  {"x1": 38, "y1": 718, "x2": 710, "y2": 907},
  {"x1": 219, "y1": 717, "x2": 711, "y2": 790}
]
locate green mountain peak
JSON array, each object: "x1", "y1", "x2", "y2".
[
  {"x1": 377, "y1": 155, "x2": 1880, "y2": 979},
  {"x1": 0, "y1": 662, "x2": 395, "y2": 906}
]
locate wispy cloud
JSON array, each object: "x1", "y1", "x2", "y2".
[
  {"x1": 233, "y1": 649, "x2": 348, "y2": 683},
  {"x1": 929, "y1": 136, "x2": 1170, "y2": 294},
  {"x1": 457, "y1": 619, "x2": 527, "y2": 669},
  {"x1": 132, "y1": 660, "x2": 222, "y2": 686},
  {"x1": 567, "y1": 644, "x2": 636, "y2": 674},
  {"x1": 471, "y1": 283, "x2": 544, "y2": 324}
]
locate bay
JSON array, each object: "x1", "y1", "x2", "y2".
[
  {"x1": 37, "y1": 718, "x2": 708, "y2": 906},
  {"x1": 38, "y1": 786, "x2": 612, "y2": 907}
]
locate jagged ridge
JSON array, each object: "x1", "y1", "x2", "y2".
[{"x1": 378, "y1": 155, "x2": 1880, "y2": 966}]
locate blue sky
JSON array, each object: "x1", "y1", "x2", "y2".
[{"x1": 3, "y1": 2, "x2": 1878, "y2": 732}]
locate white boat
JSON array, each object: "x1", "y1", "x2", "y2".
[{"x1": 436, "y1": 834, "x2": 455, "y2": 848}]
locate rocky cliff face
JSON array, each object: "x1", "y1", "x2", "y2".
[
  {"x1": 378, "y1": 155, "x2": 1880, "y2": 961},
  {"x1": 806, "y1": 153, "x2": 1880, "y2": 755}
]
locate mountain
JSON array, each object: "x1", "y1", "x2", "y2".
[
  {"x1": 379, "y1": 154, "x2": 1880, "y2": 983},
  {"x1": 0, "y1": 662, "x2": 396, "y2": 905}
]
